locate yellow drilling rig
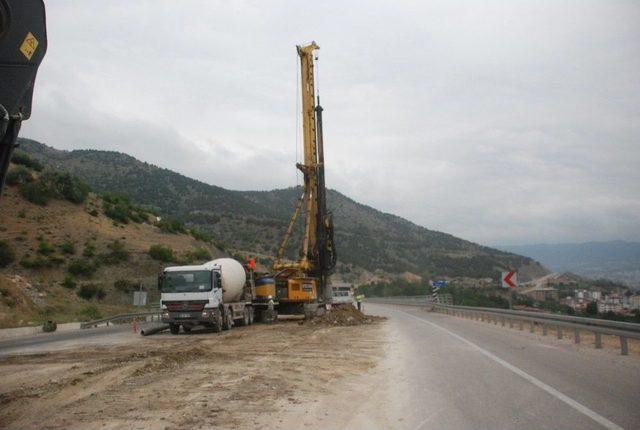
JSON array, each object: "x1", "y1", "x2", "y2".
[{"x1": 272, "y1": 41, "x2": 337, "y2": 316}]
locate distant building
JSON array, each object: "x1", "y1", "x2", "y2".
[
  {"x1": 528, "y1": 288, "x2": 559, "y2": 302},
  {"x1": 630, "y1": 295, "x2": 640, "y2": 310}
]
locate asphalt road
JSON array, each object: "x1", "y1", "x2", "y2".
[
  {"x1": 357, "y1": 303, "x2": 639, "y2": 430},
  {"x1": 0, "y1": 322, "x2": 154, "y2": 356}
]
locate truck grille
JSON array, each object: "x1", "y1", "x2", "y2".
[{"x1": 164, "y1": 301, "x2": 207, "y2": 312}]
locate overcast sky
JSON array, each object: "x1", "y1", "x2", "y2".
[{"x1": 22, "y1": 0, "x2": 640, "y2": 246}]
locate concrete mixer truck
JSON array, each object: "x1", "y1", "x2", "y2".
[{"x1": 158, "y1": 258, "x2": 277, "y2": 334}]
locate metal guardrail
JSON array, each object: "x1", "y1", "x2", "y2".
[
  {"x1": 368, "y1": 297, "x2": 640, "y2": 355},
  {"x1": 80, "y1": 310, "x2": 162, "y2": 329}
]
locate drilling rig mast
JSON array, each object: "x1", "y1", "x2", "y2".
[{"x1": 273, "y1": 41, "x2": 336, "y2": 314}]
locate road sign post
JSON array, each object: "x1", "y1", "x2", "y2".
[
  {"x1": 501, "y1": 271, "x2": 517, "y2": 309},
  {"x1": 430, "y1": 280, "x2": 448, "y2": 303}
]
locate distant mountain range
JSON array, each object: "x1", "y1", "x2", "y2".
[
  {"x1": 497, "y1": 241, "x2": 640, "y2": 288},
  {"x1": 16, "y1": 138, "x2": 547, "y2": 284}
]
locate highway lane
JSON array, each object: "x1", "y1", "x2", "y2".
[
  {"x1": 349, "y1": 303, "x2": 640, "y2": 430},
  {"x1": 0, "y1": 322, "x2": 154, "y2": 356}
]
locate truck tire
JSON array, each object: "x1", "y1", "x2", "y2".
[
  {"x1": 238, "y1": 308, "x2": 249, "y2": 326},
  {"x1": 222, "y1": 311, "x2": 233, "y2": 331},
  {"x1": 169, "y1": 324, "x2": 180, "y2": 335},
  {"x1": 212, "y1": 310, "x2": 222, "y2": 333},
  {"x1": 182, "y1": 326, "x2": 192, "y2": 333}
]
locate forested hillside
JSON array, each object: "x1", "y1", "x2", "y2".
[{"x1": 17, "y1": 138, "x2": 548, "y2": 283}]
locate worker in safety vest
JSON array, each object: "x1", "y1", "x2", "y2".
[
  {"x1": 248, "y1": 256, "x2": 256, "y2": 271},
  {"x1": 355, "y1": 294, "x2": 364, "y2": 311}
]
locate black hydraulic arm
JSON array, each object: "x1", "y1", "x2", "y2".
[{"x1": 0, "y1": 0, "x2": 47, "y2": 197}]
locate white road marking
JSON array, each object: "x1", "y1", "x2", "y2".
[{"x1": 398, "y1": 309, "x2": 625, "y2": 430}]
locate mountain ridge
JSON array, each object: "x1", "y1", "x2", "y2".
[
  {"x1": 497, "y1": 241, "x2": 640, "y2": 288},
  {"x1": 16, "y1": 138, "x2": 549, "y2": 284}
]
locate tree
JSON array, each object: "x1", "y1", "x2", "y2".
[{"x1": 585, "y1": 301, "x2": 598, "y2": 316}]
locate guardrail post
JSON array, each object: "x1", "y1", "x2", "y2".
[
  {"x1": 595, "y1": 332, "x2": 602, "y2": 349},
  {"x1": 494, "y1": 316, "x2": 498, "y2": 325},
  {"x1": 557, "y1": 326, "x2": 563, "y2": 339},
  {"x1": 620, "y1": 337, "x2": 628, "y2": 355},
  {"x1": 530, "y1": 322, "x2": 535, "y2": 333},
  {"x1": 574, "y1": 329, "x2": 580, "y2": 344},
  {"x1": 508, "y1": 319, "x2": 513, "y2": 328},
  {"x1": 501, "y1": 317, "x2": 505, "y2": 327},
  {"x1": 542, "y1": 324, "x2": 548, "y2": 336},
  {"x1": 519, "y1": 321, "x2": 523, "y2": 331}
]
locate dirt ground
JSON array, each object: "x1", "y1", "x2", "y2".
[{"x1": 0, "y1": 317, "x2": 387, "y2": 430}]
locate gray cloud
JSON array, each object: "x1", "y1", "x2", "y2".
[{"x1": 21, "y1": 0, "x2": 640, "y2": 245}]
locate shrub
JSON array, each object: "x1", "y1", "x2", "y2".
[
  {"x1": 11, "y1": 152, "x2": 44, "y2": 171},
  {"x1": 67, "y1": 258, "x2": 97, "y2": 277},
  {"x1": 186, "y1": 247, "x2": 211, "y2": 263},
  {"x1": 102, "y1": 193, "x2": 149, "y2": 224},
  {"x1": 5, "y1": 166, "x2": 34, "y2": 186},
  {"x1": 77, "y1": 283, "x2": 100, "y2": 300},
  {"x1": 37, "y1": 239, "x2": 55, "y2": 255},
  {"x1": 17, "y1": 171, "x2": 90, "y2": 206},
  {"x1": 79, "y1": 305, "x2": 102, "y2": 320},
  {"x1": 114, "y1": 279, "x2": 138, "y2": 293},
  {"x1": 149, "y1": 244, "x2": 174, "y2": 262},
  {"x1": 99, "y1": 240, "x2": 129, "y2": 265},
  {"x1": 88, "y1": 208, "x2": 99, "y2": 217},
  {"x1": 0, "y1": 241, "x2": 15, "y2": 267},
  {"x1": 61, "y1": 275, "x2": 77, "y2": 289},
  {"x1": 20, "y1": 255, "x2": 52, "y2": 269},
  {"x1": 19, "y1": 180, "x2": 51, "y2": 205},
  {"x1": 52, "y1": 172, "x2": 91, "y2": 204},
  {"x1": 190, "y1": 228, "x2": 211, "y2": 243},
  {"x1": 47, "y1": 255, "x2": 65, "y2": 266},
  {"x1": 157, "y1": 217, "x2": 186, "y2": 234},
  {"x1": 83, "y1": 241, "x2": 96, "y2": 257},
  {"x1": 59, "y1": 240, "x2": 76, "y2": 255}
]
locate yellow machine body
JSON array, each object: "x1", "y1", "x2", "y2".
[
  {"x1": 255, "y1": 278, "x2": 276, "y2": 300},
  {"x1": 280, "y1": 277, "x2": 317, "y2": 303}
]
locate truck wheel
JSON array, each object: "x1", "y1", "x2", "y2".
[
  {"x1": 222, "y1": 311, "x2": 233, "y2": 330},
  {"x1": 182, "y1": 326, "x2": 192, "y2": 333},
  {"x1": 239, "y1": 308, "x2": 249, "y2": 326},
  {"x1": 212, "y1": 311, "x2": 222, "y2": 333},
  {"x1": 169, "y1": 324, "x2": 180, "y2": 335}
]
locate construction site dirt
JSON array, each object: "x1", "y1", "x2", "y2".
[{"x1": 0, "y1": 313, "x2": 387, "y2": 430}]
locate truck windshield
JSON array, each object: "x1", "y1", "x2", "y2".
[{"x1": 162, "y1": 271, "x2": 212, "y2": 293}]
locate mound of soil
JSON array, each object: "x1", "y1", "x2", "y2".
[{"x1": 310, "y1": 305, "x2": 385, "y2": 326}]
